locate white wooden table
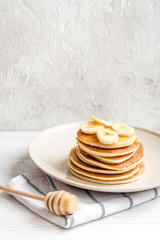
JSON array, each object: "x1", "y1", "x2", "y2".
[{"x1": 1, "y1": 132, "x2": 160, "y2": 239}]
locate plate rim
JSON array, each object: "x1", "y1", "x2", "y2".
[{"x1": 29, "y1": 122, "x2": 160, "y2": 192}]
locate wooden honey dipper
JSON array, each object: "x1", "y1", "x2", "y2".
[{"x1": 0, "y1": 185, "x2": 78, "y2": 215}]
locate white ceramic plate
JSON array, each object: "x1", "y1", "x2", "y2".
[{"x1": 29, "y1": 122, "x2": 160, "y2": 192}]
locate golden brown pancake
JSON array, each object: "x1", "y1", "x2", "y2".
[
  {"x1": 75, "y1": 143, "x2": 144, "y2": 171},
  {"x1": 77, "y1": 138, "x2": 140, "y2": 157},
  {"x1": 69, "y1": 162, "x2": 145, "y2": 185},
  {"x1": 77, "y1": 129, "x2": 137, "y2": 149},
  {"x1": 88, "y1": 151, "x2": 136, "y2": 164},
  {"x1": 69, "y1": 158, "x2": 139, "y2": 181},
  {"x1": 69, "y1": 147, "x2": 129, "y2": 174}
]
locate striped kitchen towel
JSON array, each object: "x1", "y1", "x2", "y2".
[{"x1": 8, "y1": 171, "x2": 160, "y2": 229}]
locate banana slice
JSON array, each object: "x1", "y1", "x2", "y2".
[
  {"x1": 80, "y1": 121, "x2": 104, "y2": 134},
  {"x1": 91, "y1": 116, "x2": 112, "y2": 127},
  {"x1": 97, "y1": 129, "x2": 119, "y2": 144},
  {"x1": 111, "y1": 124, "x2": 135, "y2": 137}
]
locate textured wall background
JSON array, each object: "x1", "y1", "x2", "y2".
[{"x1": 0, "y1": 0, "x2": 160, "y2": 130}]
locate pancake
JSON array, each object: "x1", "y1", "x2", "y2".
[
  {"x1": 77, "y1": 139, "x2": 140, "y2": 157},
  {"x1": 69, "y1": 147, "x2": 129, "y2": 174},
  {"x1": 76, "y1": 143, "x2": 144, "y2": 171},
  {"x1": 77, "y1": 129, "x2": 137, "y2": 149},
  {"x1": 69, "y1": 158, "x2": 139, "y2": 181},
  {"x1": 70, "y1": 162, "x2": 145, "y2": 185},
  {"x1": 89, "y1": 151, "x2": 136, "y2": 164}
]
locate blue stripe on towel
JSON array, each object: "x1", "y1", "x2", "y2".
[
  {"x1": 42, "y1": 173, "x2": 57, "y2": 191},
  {"x1": 85, "y1": 190, "x2": 105, "y2": 218},
  {"x1": 121, "y1": 193, "x2": 133, "y2": 208},
  {"x1": 21, "y1": 174, "x2": 45, "y2": 196},
  {"x1": 153, "y1": 188, "x2": 158, "y2": 199}
]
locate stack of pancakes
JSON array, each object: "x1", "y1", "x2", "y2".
[{"x1": 68, "y1": 124, "x2": 145, "y2": 185}]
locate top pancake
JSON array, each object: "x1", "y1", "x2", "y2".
[{"x1": 77, "y1": 129, "x2": 137, "y2": 149}]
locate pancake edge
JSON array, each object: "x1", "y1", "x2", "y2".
[
  {"x1": 69, "y1": 158, "x2": 139, "y2": 181},
  {"x1": 77, "y1": 130, "x2": 137, "y2": 149},
  {"x1": 68, "y1": 155, "x2": 128, "y2": 174},
  {"x1": 69, "y1": 162, "x2": 145, "y2": 185},
  {"x1": 76, "y1": 145, "x2": 143, "y2": 171},
  {"x1": 77, "y1": 139, "x2": 140, "y2": 157}
]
